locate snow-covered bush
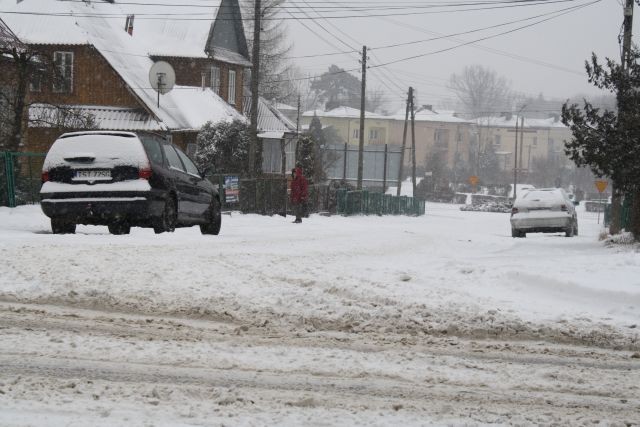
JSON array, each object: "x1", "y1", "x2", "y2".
[{"x1": 195, "y1": 120, "x2": 256, "y2": 176}]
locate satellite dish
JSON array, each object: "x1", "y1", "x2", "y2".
[{"x1": 149, "y1": 61, "x2": 175, "y2": 95}]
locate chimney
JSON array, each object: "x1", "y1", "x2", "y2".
[{"x1": 125, "y1": 15, "x2": 134, "y2": 36}]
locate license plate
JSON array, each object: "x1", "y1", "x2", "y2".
[{"x1": 73, "y1": 170, "x2": 111, "y2": 181}]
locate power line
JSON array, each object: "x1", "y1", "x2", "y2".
[
  {"x1": 2, "y1": 0, "x2": 585, "y2": 21},
  {"x1": 367, "y1": 0, "x2": 600, "y2": 70}
]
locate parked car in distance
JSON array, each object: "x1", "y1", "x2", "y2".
[
  {"x1": 40, "y1": 131, "x2": 221, "y2": 236},
  {"x1": 510, "y1": 188, "x2": 578, "y2": 238}
]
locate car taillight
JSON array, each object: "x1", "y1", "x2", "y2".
[
  {"x1": 511, "y1": 207, "x2": 518, "y2": 215},
  {"x1": 560, "y1": 204, "x2": 568, "y2": 211},
  {"x1": 41, "y1": 171, "x2": 49, "y2": 183},
  {"x1": 139, "y1": 168, "x2": 152, "y2": 180}
]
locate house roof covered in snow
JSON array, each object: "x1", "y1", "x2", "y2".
[
  {"x1": 476, "y1": 116, "x2": 567, "y2": 129},
  {"x1": 0, "y1": 0, "x2": 244, "y2": 131},
  {"x1": 302, "y1": 106, "x2": 385, "y2": 119},
  {"x1": 244, "y1": 96, "x2": 297, "y2": 138},
  {"x1": 29, "y1": 104, "x2": 164, "y2": 131},
  {"x1": 388, "y1": 107, "x2": 471, "y2": 124}
]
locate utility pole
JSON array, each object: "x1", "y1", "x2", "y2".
[
  {"x1": 513, "y1": 116, "x2": 519, "y2": 200},
  {"x1": 396, "y1": 88, "x2": 411, "y2": 196},
  {"x1": 410, "y1": 91, "x2": 417, "y2": 197},
  {"x1": 519, "y1": 116, "x2": 525, "y2": 173},
  {"x1": 248, "y1": 0, "x2": 262, "y2": 178},
  {"x1": 295, "y1": 94, "x2": 301, "y2": 164},
  {"x1": 356, "y1": 45, "x2": 367, "y2": 190},
  {"x1": 610, "y1": 0, "x2": 634, "y2": 234}
]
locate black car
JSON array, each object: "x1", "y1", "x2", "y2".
[{"x1": 40, "y1": 131, "x2": 221, "y2": 235}]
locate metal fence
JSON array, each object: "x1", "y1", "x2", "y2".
[
  {"x1": 1, "y1": 156, "x2": 425, "y2": 217},
  {"x1": 1, "y1": 152, "x2": 46, "y2": 207},
  {"x1": 324, "y1": 143, "x2": 403, "y2": 189},
  {"x1": 336, "y1": 189, "x2": 425, "y2": 216}
]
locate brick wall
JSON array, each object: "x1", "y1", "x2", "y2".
[
  {"x1": 27, "y1": 45, "x2": 140, "y2": 108},
  {"x1": 155, "y1": 56, "x2": 244, "y2": 113}
]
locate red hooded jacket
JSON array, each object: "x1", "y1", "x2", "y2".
[{"x1": 290, "y1": 167, "x2": 308, "y2": 204}]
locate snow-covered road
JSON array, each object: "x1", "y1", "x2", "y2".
[{"x1": 0, "y1": 203, "x2": 639, "y2": 425}]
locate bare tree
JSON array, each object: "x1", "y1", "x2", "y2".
[
  {"x1": 1, "y1": 21, "x2": 96, "y2": 152},
  {"x1": 448, "y1": 65, "x2": 513, "y2": 119},
  {"x1": 242, "y1": 0, "x2": 295, "y2": 104}
]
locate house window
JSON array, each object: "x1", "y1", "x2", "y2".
[
  {"x1": 29, "y1": 73, "x2": 42, "y2": 92},
  {"x1": 210, "y1": 66, "x2": 220, "y2": 94},
  {"x1": 435, "y1": 129, "x2": 450, "y2": 150},
  {"x1": 494, "y1": 135, "x2": 501, "y2": 146},
  {"x1": 228, "y1": 69, "x2": 236, "y2": 104},
  {"x1": 352, "y1": 128, "x2": 359, "y2": 139},
  {"x1": 368, "y1": 128, "x2": 378, "y2": 141},
  {"x1": 53, "y1": 51, "x2": 73, "y2": 93}
]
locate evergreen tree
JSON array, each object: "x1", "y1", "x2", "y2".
[
  {"x1": 195, "y1": 119, "x2": 259, "y2": 176},
  {"x1": 561, "y1": 49, "x2": 640, "y2": 238},
  {"x1": 296, "y1": 134, "x2": 315, "y2": 181},
  {"x1": 478, "y1": 142, "x2": 501, "y2": 184}
]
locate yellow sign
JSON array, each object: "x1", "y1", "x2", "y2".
[
  {"x1": 469, "y1": 175, "x2": 479, "y2": 186},
  {"x1": 595, "y1": 180, "x2": 608, "y2": 193}
]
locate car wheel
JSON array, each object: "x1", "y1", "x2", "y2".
[
  {"x1": 565, "y1": 223, "x2": 575, "y2": 237},
  {"x1": 108, "y1": 222, "x2": 131, "y2": 235},
  {"x1": 511, "y1": 228, "x2": 525, "y2": 238},
  {"x1": 51, "y1": 218, "x2": 76, "y2": 234},
  {"x1": 154, "y1": 196, "x2": 177, "y2": 234},
  {"x1": 200, "y1": 197, "x2": 222, "y2": 235}
]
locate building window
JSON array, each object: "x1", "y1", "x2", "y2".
[
  {"x1": 368, "y1": 128, "x2": 378, "y2": 141},
  {"x1": 211, "y1": 66, "x2": 220, "y2": 94},
  {"x1": 29, "y1": 73, "x2": 42, "y2": 92},
  {"x1": 228, "y1": 69, "x2": 236, "y2": 104},
  {"x1": 435, "y1": 129, "x2": 450, "y2": 150},
  {"x1": 53, "y1": 51, "x2": 73, "y2": 93},
  {"x1": 494, "y1": 135, "x2": 501, "y2": 146},
  {"x1": 352, "y1": 128, "x2": 359, "y2": 139},
  {"x1": 533, "y1": 137, "x2": 538, "y2": 146}
]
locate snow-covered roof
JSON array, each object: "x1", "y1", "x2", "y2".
[
  {"x1": 302, "y1": 106, "x2": 384, "y2": 119},
  {"x1": 388, "y1": 107, "x2": 470, "y2": 124},
  {"x1": 29, "y1": 104, "x2": 163, "y2": 131},
  {"x1": 0, "y1": 0, "x2": 91, "y2": 45},
  {"x1": 476, "y1": 116, "x2": 567, "y2": 129},
  {"x1": 273, "y1": 102, "x2": 297, "y2": 111},
  {"x1": 1, "y1": 0, "x2": 244, "y2": 131},
  {"x1": 244, "y1": 96, "x2": 297, "y2": 135},
  {"x1": 117, "y1": 1, "x2": 221, "y2": 59}
]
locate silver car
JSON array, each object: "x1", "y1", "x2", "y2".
[{"x1": 510, "y1": 188, "x2": 578, "y2": 238}]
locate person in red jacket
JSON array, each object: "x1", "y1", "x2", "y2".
[{"x1": 290, "y1": 166, "x2": 308, "y2": 223}]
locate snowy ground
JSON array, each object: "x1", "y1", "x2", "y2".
[{"x1": 0, "y1": 203, "x2": 639, "y2": 426}]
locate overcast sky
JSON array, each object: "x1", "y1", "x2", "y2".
[{"x1": 282, "y1": 0, "x2": 637, "y2": 111}]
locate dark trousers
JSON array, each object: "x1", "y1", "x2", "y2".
[{"x1": 293, "y1": 202, "x2": 304, "y2": 222}]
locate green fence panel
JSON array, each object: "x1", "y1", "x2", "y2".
[
  {"x1": 336, "y1": 188, "x2": 347, "y2": 214},
  {"x1": 0, "y1": 152, "x2": 46, "y2": 208},
  {"x1": 604, "y1": 195, "x2": 633, "y2": 230}
]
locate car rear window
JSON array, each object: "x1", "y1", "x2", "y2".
[{"x1": 44, "y1": 133, "x2": 148, "y2": 169}]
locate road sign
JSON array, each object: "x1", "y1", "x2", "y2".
[
  {"x1": 469, "y1": 175, "x2": 479, "y2": 186},
  {"x1": 595, "y1": 180, "x2": 608, "y2": 193}
]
